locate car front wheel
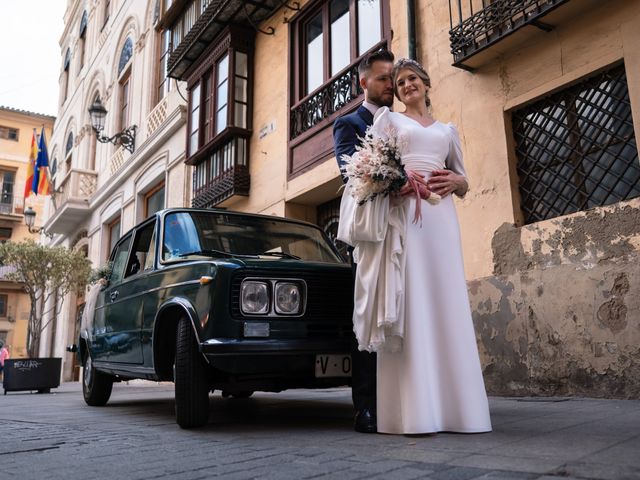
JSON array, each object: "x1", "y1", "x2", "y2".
[
  {"x1": 174, "y1": 315, "x2": 209, "y2": 428},
  {"x1": 83, "y1": 354, "x2": 113, "y2": 406}
]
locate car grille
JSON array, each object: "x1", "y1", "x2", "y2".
[{"x1": 230, "y1": 268, "x2": 354, "y2": 331}]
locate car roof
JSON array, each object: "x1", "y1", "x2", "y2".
[{"x1": 121, "y1": 207, "x2": 325, "y2": 240}]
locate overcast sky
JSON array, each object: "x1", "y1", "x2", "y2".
[{"x1": 0, "y1": 1, "x2": 67, "y2": 117}]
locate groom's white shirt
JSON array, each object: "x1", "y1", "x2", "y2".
[{"x1": 362, "y1": 100, "x2": 380, "y2": 117}]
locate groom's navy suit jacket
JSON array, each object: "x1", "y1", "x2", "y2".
[
  {"x1": 332, "y1": 104, "x2": 377, "y2": 412},
  {"x1": 333, "y1": 105, "x2": 375, "y2": 183}
]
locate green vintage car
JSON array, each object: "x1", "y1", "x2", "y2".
[{"x1": 74, "y1": 208, "x2": 354, "y2": 428}]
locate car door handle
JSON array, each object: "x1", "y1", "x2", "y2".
[{"x1": 110, "y1": 290, "x2": 119, "y2": 302}]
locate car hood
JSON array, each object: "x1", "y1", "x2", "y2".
[{"x1": 222, "y1": 257, "x2": 349, "y2": 271}]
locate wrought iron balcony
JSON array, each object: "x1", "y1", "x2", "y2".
[
  {"x1": 192, "y1": 165, "x2": 250, "y2": 208},
  {"x1": 0, "y1": 195, "x2": 23, "y2": 220},
  {"x1": 0, "y1": 265, "x2": 17, "y2": 281},
  {"x1": 45, "y1": 168, "x2": 98, "y2": 234},
  {"x1": 290, "y1": 64, "x2": 362, "y2": 140},
  {"x1": 165, "y1": 0, "x2": 285, "y2": 80},
  {"x1": 449, "y1": 0, "x2": 574, "y2": 69}
]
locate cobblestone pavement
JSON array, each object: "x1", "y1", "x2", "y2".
[{"x1": 1, "y1": 382, "x2": 639, "y2": 479}]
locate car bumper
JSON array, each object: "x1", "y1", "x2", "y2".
[{"x1": 200, "y1": 338, "x2": 353, "y2": 356}]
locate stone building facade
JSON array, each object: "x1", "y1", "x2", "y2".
[
  {"x1": 43, "y1": 0, "x2": 187, "y2": 381},
  {"x1": 163, "y1": 0, "x2": 640, "y2": 398}
]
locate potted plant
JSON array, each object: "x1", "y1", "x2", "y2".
[{"x1": 0, "y1": 240, "x2": 91, "y2": 394}]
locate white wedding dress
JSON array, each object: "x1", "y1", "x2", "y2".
[{"x1": 372, "y1": 108, "x2": 492, "y2": 434}]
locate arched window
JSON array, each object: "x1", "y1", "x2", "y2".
[
  {"x1": 51, "y1": 157, "x2": 58, "y2": 177},
  {"x1": 118, "y1": 38, "x2": 133, "y2": 76},
  {"x1": 118, "y1": 38, "x2": 133, "y2": 131},
  {"x1": 78, "y1": 11, "x2": 88, "y2": 71},
  {"x1": 62, "y1": 48, "x2": 72, "y2": 103},
  {"x1": 65, "y1": 132, "x2": 74, "y2": 172}
]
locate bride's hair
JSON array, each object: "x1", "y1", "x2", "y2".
[{"x1": 392, "y1": 58, "x2": 432, "y2": 108}]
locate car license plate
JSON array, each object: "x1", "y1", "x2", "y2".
[{"x1": 315, "y1": 354, "x2": 352, "y2": 377}]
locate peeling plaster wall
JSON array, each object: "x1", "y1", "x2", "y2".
[{"x1": 473, "y1": 199, "x2": 640, "y2": 398}]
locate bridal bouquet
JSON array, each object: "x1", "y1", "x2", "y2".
[{"x1": 340, "y1": 125, "x2": 408, "y2": 205}]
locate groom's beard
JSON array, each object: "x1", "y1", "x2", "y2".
[{"x1": 368, "y1": 91, "x2": 394, "y2": 108}]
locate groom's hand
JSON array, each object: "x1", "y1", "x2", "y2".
[{"x1": 427, "y1": 170, "x2": 468, "y2": 197}]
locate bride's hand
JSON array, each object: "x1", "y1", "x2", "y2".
[{"x1": 400, "y1": 171, "x2": 428, "y2": 196}]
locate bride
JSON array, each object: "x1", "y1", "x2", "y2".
[{"x1": 352, "y1": 58, "x2": 492, "y2": 435}]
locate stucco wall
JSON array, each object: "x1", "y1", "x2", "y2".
[{"x1": 411, "y1": 0, "x2": 640, "y2": 397}]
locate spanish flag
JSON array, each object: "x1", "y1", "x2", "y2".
[
  {"x1": 24, "y1": 129, "x2": 37, "y2": 198},
  {"x1": 33, "y1": 127, "x2": 51, "y2": 195}
]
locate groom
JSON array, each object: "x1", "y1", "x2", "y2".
[{"x1": 332, "y1": 48, "x2": 395, "y2": 433}]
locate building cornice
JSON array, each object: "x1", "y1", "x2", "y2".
[{"x1": 0, "y1": 106, "x2": 56, "y2": 122}]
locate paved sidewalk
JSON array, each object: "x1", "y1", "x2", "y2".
[{"x1": 0, "y1": 382, "x2": 639, "y2": 479}]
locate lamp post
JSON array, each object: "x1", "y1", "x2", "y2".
[
  {"x1": 88, "y1": 96, "x2": 137, "y2": 153},
  {"x1": 23, "y1": 206, "x2": 53, "y2": 238}
]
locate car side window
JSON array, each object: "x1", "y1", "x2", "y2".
[
  {"x1": 110, "y1": 235, "x2": 132, "y2": 285},
  {"x1": 144, "y1": 229, "x2": 157, "y2": 271},
  {"x1": 125, "y1": 220, "x2": 156, "y2": 277}
]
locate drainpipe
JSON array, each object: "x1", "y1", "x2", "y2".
[{"x1": 407, "y1": 0, "x2": 417, "y2": 60}]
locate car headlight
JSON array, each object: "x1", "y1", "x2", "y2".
[
  {"x1": 274, "y1": 282, "x2": 302, "y2": 315},
  {"x1": 241, "y1": 281, "x2": 269, "y2": 315}
]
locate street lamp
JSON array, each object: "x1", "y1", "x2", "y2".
[
  {"x1": 88, "y1": 96, "x2": 137, "y2": 153},
  {"x1": 23, "y1": 206, "x2": 53, "y2": 238}
]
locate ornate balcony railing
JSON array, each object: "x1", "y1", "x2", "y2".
[
  {"x1": 449, "y1": 0, "x2": 568, "y2": 69},
  {"x1": 53, "y1": 168, "x2": 98, "y2": 207},
  {"x1": 192, "y1": 136, "x2": 250, "y2": 208},
  {"x1": 47, "y1": 168, "x2": 98, "y2": 234},
  {"x1": 146, "y1": 97, "x2": 168, "y2": 138},
  {"x1": 290, "y1": 64, "x2": 362, "y2": 140},
  {"x1": 109, "y1": 146, "x2": 126, "y2": 175}
]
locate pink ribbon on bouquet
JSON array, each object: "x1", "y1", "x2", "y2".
[
  {"x1": 404, "y1": 170, "x2": 441, "y2": 225},
  {"x1": 405, "y1": 172, "x2": 423, "y2": 225}
]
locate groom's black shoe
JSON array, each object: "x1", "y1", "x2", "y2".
[{"x1": 354, "y1": 409, "x2": 377, "y2": 433}]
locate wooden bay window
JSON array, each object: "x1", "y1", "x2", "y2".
[
  {"x1": 185, "y1": 26, "x2": 254, "y2": 208},
  {"x1": 288, "y1": 0, "x2": 390, "y2": 178}
]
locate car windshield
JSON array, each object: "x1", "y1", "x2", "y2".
[{"x1": 162, "y1": 211, "x2": 343, "y2": 264}]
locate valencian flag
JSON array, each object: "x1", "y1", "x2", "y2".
[
  {"x1": 24, "y1": 129, "x2": 38, "y2": 198},
  {"x1": 32, "y1": 127, "x2": 51, "y2": 195}
]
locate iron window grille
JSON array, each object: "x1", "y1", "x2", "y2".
[{"x1": 512, "y1": 63, "x2": 639, "y2": 225}]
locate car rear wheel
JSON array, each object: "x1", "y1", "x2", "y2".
[
  {"x1": 83, "y1": 354, "x2": 114, "y2": 406},
  {"x1": 175, "y1": 315, "x2": 209, "y2": 428}
]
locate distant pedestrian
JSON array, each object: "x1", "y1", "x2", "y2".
[{"x1": 0, "y1": 341, "x2": 9, "y2": 378}]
